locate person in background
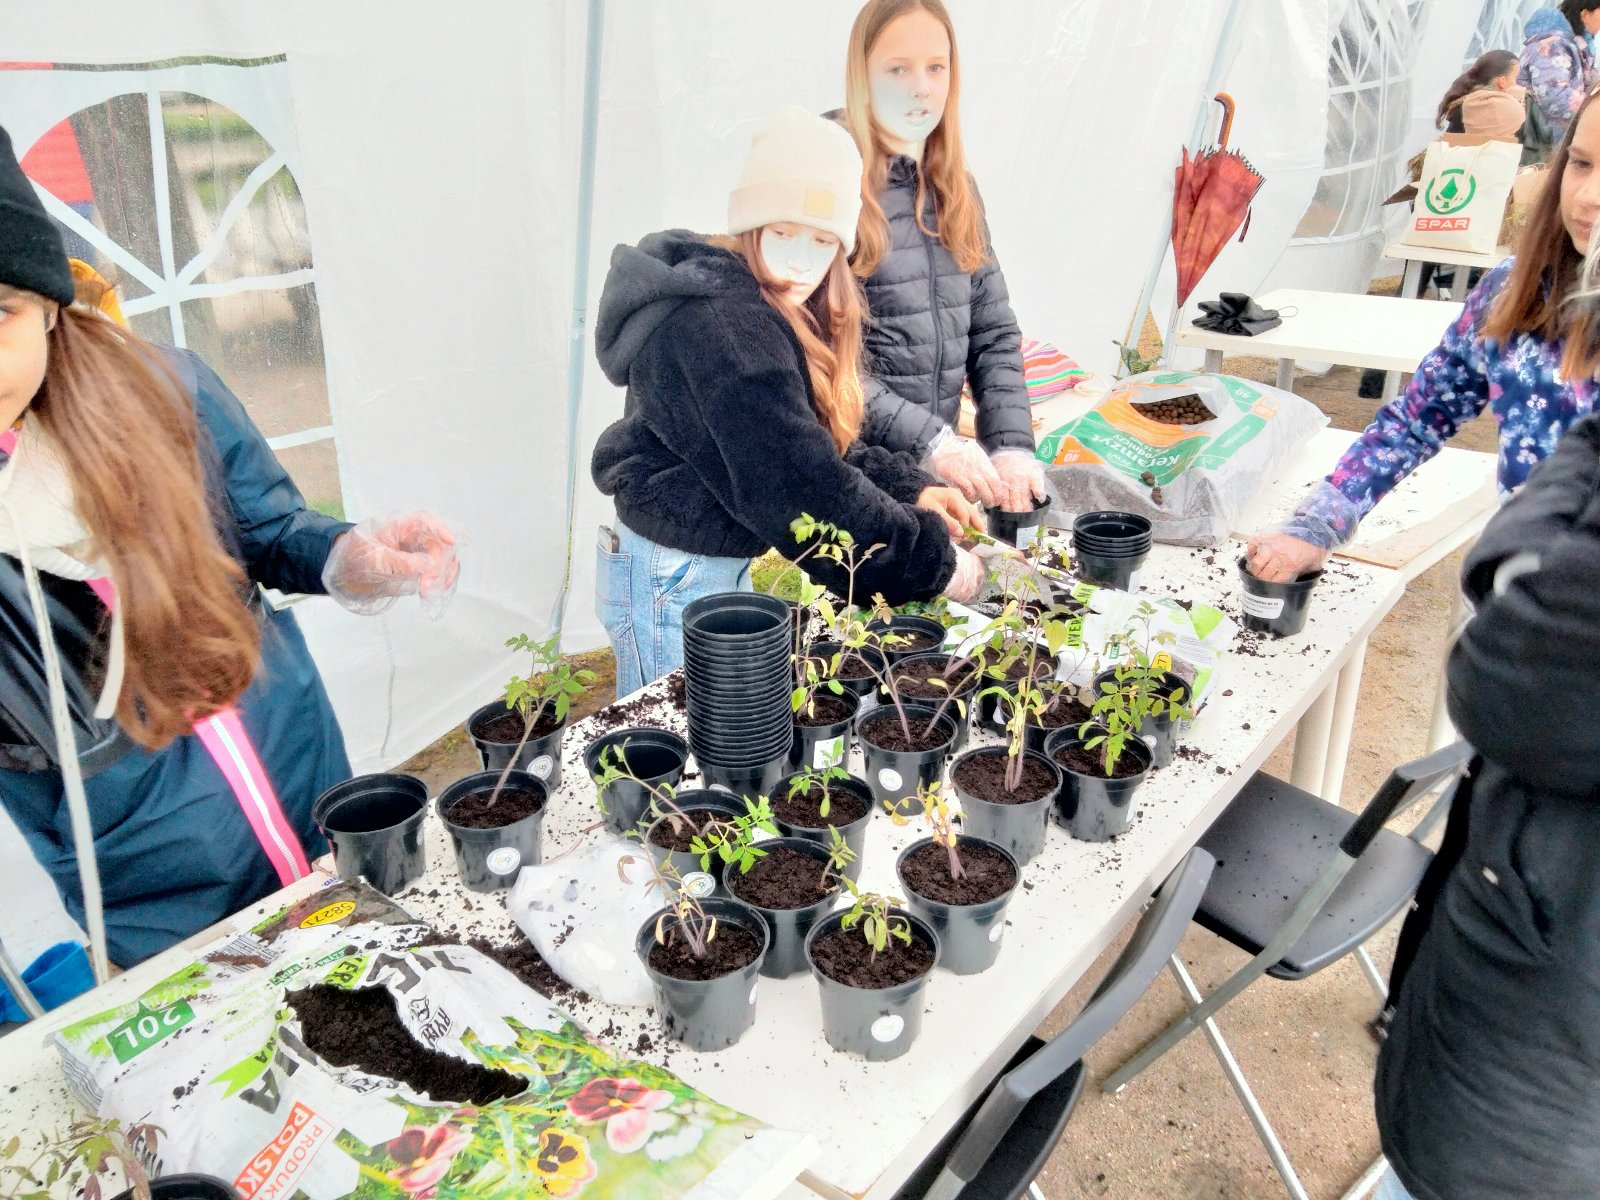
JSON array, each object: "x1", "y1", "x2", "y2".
[
  {"x1": 1245, "y1": 88, "x2": 1600, "y2": 581},
  {"x1": 1439, "y1": 50, "x2": 1526, "y2": 139},
  {"x1": 1371, "y1": 412, "x2": 1600, "y2": 1200},
  {"x1": 0, "y1": 126, "x2": 458, "y2": 968},
  {"x1": 1520, "y1": 4, "x2": 1600, "y2": 142},
  {"x1": 836, "y1": 0, "x2": 1046, "y2": 514},
  {"x1": 590, "y1": 107, "x2": 992, "y2": 698}
]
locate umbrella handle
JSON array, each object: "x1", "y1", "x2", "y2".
[{"x1": 1214, "y1": 93, "x2": 1236, "y2": 147}]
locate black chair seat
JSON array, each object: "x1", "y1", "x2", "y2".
[
  {"x1": 1196, "y1": 772, "x2": 1433, "y2": 979},
  {"x1": 893, "y1": 1036, "x2": 1087, "y2": 1200}
]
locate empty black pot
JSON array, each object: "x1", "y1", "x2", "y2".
[
  {"x1": 312, "y1": 773, "x2": 428, "y2": 896},
  {"x1": 584, "y1": 727, "x2": 688, "y2": 834}
]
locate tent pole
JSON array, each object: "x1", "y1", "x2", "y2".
[
  {"x1": 0, "y1": 936, "x2": 44, "y2": 1021},
  {"x1": 1125, "y1": 0, "x2": 1256, "y2": 366},
  {"x1": 550, "y1": 0, "x2": 606, "y2": 642}
]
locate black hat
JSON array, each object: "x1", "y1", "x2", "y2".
[{"x1": 0, "y1": 125, "x2": 76, "y2": 307}]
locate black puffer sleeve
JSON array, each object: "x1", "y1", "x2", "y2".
[
  {"x1": 859, "y1": 375, "x2": 948, "y2": 459},
  {"x1": 967, "y1": 186, "x2": 1033, "y2": 453}
]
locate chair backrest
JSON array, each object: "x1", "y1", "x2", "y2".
[
  {"x1": 1340, "y1": 740, "x2": 1472, "y2": 858},
  {"x1": 925, "y1": 847, "x2": 1216, "y2": 1198}
]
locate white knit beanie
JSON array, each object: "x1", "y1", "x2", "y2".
[{"x1": 728, "y1": 105, "x2": 864, "y2": 253}]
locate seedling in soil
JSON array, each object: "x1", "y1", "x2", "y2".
[
  {"x1": 1, "y1": 1117, "x2": 161, "y2": 1200},
  {"x1": 788, "y1": 514, "x2": 909, "y2": 679},
  {"x1": 819, "y1": 826, "x2": 857, "y2": 892},
  {"x1": 887, "y1": 779, "x2": 964, "y2": 880},
  {"x1": 688, "y1": 795, "x2": 780, "y2": 875},
  {"x1": 486, "y1": 633, "x2": 596, "y2": 805},
  {"x1": 1083, "y1": 604, "x2": 1193, "y2": 776},
  {"x1": 786, "y1": 764, "x2": 854, "y2": 819},
  {"x1": 978, "y1": 606, "x2": 1084, "y2": 792},
  {"x1": 618, "y1": 852, "x2": 719, "y2": 959},
  {"x1": 838, "y1": 878, "x2": 912, "y2": 961}
]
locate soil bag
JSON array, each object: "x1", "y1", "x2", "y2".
[
  {"x1": 1037, "y1": 371, "x2": 1327, "y2": 546},
  {"x1": 52, "y1": 880, "x2": 810, "y2": 1200}
]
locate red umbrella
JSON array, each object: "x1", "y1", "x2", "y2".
[{"x1": 1172, "y1": 94, "x2": 1264, "y2": 306}]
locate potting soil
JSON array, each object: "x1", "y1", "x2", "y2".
[
  {"x1": 860, "y1": 711, "x2": 950, "y2": 752},
  {"x1": 889, "y1": 657, "x2": 977, "y2": 700},
  {"x1": 900, "y1": 843, "x2": 1017, "y2": 906},
  {"x1": 648, "y1": 807, "x2": 728, "y2": 852},
  {"x1": 809, "y1": 927, "x2": 935, "y2": 989},
  {"x1": 444, "y1": 786, "x2": 545, "y2": 828},
  {"x1": 770, "y1": 784, "x2": 868, "y2": 828},
  {"x1": 647, "y1": 925, "x2": 763, "y2": 981},
  {"x1": 52, "y1": 879, "x2": 807, "y2": 1199},
  {"x1": 952, "y1": 750, "x2": 1057, "y2": 803},
  {"x1": 471, "y1": 706, "x2": 563, "y2": 744},
  {"x1": 1054, "y1": 742, "x2": 1146, "y2": 779},
  {"x1": 795, "y1": 693, "x2": 854, "y2": 725},
  {"x1": 728, "y1": 848, "x2": 834, "y2": 910}
]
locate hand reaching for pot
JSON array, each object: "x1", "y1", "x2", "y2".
[
  {"x1": 1245, "y1": 530, "x2": 1330, "y2": 583},
  {"x1": 989, "y1": 449, "x2": 1048, "y2": 512},
  {"x1": 925, "y1": 433, "x2": 1003, "y2": 508},
  {"x1": 322, "y1": 512, "x2": 461, "y2": 616},
  {"x1": 917, "y1": 486, "x2": 987, "y2": 538}
]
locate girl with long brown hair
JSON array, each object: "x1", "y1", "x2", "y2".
[
  {"x1": 1247, "y1": 89, "x2": 1600, "y2": 582},
  {"x1": 590, "y1": 105, "x2": 989, "y2": 697},
  {"x1": 0, "y1": 124, "x2": 456, "y2": 977},
  {"x1": 840, "y1": 0, "x2": 1045, "y2": 515}
]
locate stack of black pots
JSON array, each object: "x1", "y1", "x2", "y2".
[
  {"x1": 682, "y1": 592, "x2": 793, "y2": 795},
  {"x1": 1072, "y1": 511, "x2": 1152, "y2": 591}
]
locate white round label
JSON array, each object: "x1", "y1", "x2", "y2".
[
  {"x1": 988, "y1": 923, "x2": 1005, "y2": 943},
  {"x1": 486, "y1": 847, "x2": 522, "y2": 876},
  {"x1": 681, "y1": 871, "x2": 716, "y2": 899},
  {"x1": 870, "y1": 1014, "x2": 905, "y2": 1043},
  {"x1": 1241, "y1": 592, "x2": 1286, "y2": 619},
  {"x1": 878, "y1": 767, "x2": 903, "y2": 792},
  {"x1": 531, "y1": 754, "x2": 555, "y2": 780}
]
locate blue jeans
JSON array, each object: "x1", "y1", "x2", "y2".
[
  {"x1": 595, "y1": 521, "x2": 752, "y2": 698},
  {"x1": 1375, "y1": 1166, "x2": 1418, "y2": 1200}
]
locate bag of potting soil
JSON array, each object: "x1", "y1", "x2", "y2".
[
  {"x1": 52, "y1": 879, "x2": 813, "y2": 1200},
  {"x1": 1037, "y1": 371, "x2": 1327, "y2": 546}
]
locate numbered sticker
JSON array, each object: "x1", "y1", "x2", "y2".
[
  {"x1": 531, "y1": 755, "x2": 555, "y2": 780},
  {"x1": 870, "y1": 1014, "x2": 905, "y2": 1044},
  {"x1": 988, "y1": 923, "x2": 1005, "y2": 944},
  {"x1": 299, "y1": 900, "x2": 355, "y2": 929},
  {"x1": 681, "y1": 871, "x2": 716, "y2": 899},
  {"x1": 814, "y1": 736, "x2": 846, "y2": 769},
  {"x1": 878, "y1": 767, "x2": 903, "y2": 792},
  {"x1": 1241, "y1": 592, "x2": 1285, "y2": 619},
  {"x1": 486, "y1": 847, "x2": 523, "y2": 876},
  {"x1": 1151, "y1": 650, "x2": 1173, "y2": 674}
]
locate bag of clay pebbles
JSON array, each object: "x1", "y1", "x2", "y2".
[{"x1": 1036, "y1": 370, "x2": 1327, "y2": 546}]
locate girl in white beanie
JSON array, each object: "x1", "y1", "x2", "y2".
[{"x1": 591, "y1": 105, "x2": 988, "y2": 697}]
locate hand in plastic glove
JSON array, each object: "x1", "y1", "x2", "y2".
[
  {"x1": 972, "y1": 541, "x2": 1054, "y2": 601},
  {"x1": 944, "y1": 546, "x2": 985, "y2": 602},
  {"x1": 1245, "y1": 531, "x2": 1330, "y2": 583},
  {"x1": 917, "y1": 486, "x2": 987, "y2": 538},
  {"x1": 322, "y1": 512, "x2": 461, "y2": 617},
  {"x1": 990, "y1": 449, "x2": 1048, "y2": 512},
  {"x1": 925, "y1": 433, "x2": 1003, "y2": 508}
]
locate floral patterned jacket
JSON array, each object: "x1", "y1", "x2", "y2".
[
  {"x1": 1518, "y1": 15, "x2": 1598, "y2": 141},
  {"x1": 1286, "y1": 261, "x2": 1599, "y2": 547}
]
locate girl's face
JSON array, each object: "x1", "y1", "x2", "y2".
[
  {"x1": 758, "y1": 223, "x2": 841, "y2": 304},
  {"x1": 1495, "y1": 68, "x2": 1519, "y2": 91},
  {"x1": 0, "y1": 285, "x2": 53, "y2": 430},
  {"x1": 866, "y1": 8, "x2": 951, "y2": 156},
  {"x1": 1584, "y1": 7, "x2": 1600, "y2": 34},
  {"x1": 1562, "y1": 104, "x2": 1600, "y2": 253}
]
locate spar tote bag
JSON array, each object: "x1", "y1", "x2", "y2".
[{"x1": 1405, "y1": 137, "x2": 1520, "y2": 253}]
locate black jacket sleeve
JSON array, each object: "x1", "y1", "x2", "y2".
[
  {"x1": 648, "y1": 302, "x2": 956, "y2": 605},
  {"x1": 1445, "y1": 414, "x2": 1600, "y2": 795},
  {"x1": 843, "y1": 441, "x2": 936, "y2": 505},
  {"x1": 967, "y1": 189, "x2": 1034, "y2": 454},
  {"x1": 859, "y1": 374, "x2": 948, "y2": 459}
]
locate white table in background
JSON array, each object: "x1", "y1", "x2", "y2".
[
  {"x1": 1175, "y1": 288, "x2": 1463, "y2": 404},
  {"x1": 1381, "y1": 240, "x2": 1510, "y2": 300}
]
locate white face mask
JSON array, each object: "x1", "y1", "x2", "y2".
[{"x1": 758, "y1": 224, "x2": 840, "y2": 303}]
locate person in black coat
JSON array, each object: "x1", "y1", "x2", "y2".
[
  {"x1": 590, "y1": 106, "x2": 988, "y2": 698},
  {"x1": 837, "y1": 0, "x2": 1045, "y2": 514},
  {"x1": 1372, "y1": 411, "x2": 1600, "y2": 1199}
]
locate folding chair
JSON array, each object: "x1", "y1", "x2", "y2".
[
  {"x1": 892, "y1": 846, "x2": 1216, "y2": 1200},
  {"x1": 1099, "y1": 742, "x2": 1473, "y2": 1200}
]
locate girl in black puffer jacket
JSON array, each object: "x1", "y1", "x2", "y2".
[{"x1": 838, "y1": 0, "x2": 1045, "y2": 514}]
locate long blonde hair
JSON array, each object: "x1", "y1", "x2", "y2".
[
  {"x1": 843, "y1": 0, "x2": 988, "y2": 277},
  {"x1": 33, "y1": 283, "x2": 261, "y2": 749},
  {"x1": 711, "y1": 231, "x2": 866, "y2": 451}
]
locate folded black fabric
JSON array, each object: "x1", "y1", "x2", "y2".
[{"x1": 1192, "y1": 292, "x2": 1283, "y2": 336}]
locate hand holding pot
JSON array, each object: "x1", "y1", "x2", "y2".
[
  {"x1": 322, "y1": 512, "x2": 461, "y2": 616},
  {"x1": 1245, "y1": 530, "x2": 1329, "y2": 583},
  {"x1": 925, "y1": 432, "x2": 1002, "y2": 507},
  {"x1": 990, "y1": 448, "x2": 1047, "y2": 512},
  {"x1": 917, "y1": 485, "x2": 986, "y2": 538}
]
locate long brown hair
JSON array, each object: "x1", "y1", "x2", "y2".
[
  {"x1": 711, "y1": 231, "x2": 866, "y2": 451},
  {"x1": 1437, "y1": 50, "x2": 1518, "y2": 127},
  {"x1": 843, "y1": 0, "x2": 988, "y2": 276},
  {"x1": 1484, "y1": 89, "x2": 1600, "y2": 377},
  {"x1": 32, "y1": 285, "x2": 260, "y2": 748}
]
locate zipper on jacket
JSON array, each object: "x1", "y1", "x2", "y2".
[{"x1": 922, "y1": 176, "x2": 942, "y2": 411}]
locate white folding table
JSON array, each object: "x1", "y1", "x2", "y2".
[{"x1": 1381, "y1": 240, "x2": 1510, "y2": 300}]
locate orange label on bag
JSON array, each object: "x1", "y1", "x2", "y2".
[{"x1": 235, "y1": 1102, "x2": 334, "y2": 1200}]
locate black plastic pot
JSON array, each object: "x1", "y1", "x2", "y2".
[
  {"x1": 896, "y1": 835, "x2": 1020, "y2": 975},
  {"x1": 466, "y1": 700, "x2": 566, "y2": 789},
  {"x1": 803, "y1": 642, "x2": 885, "y2": 700},
  {"x1": 1091, "y1": 668, "x2": 1189, "y2": 769},
  {"x1": 682, "y1": 592, "x2": 790, "y2": 641},
  {"x1": 1072, "y1": 511, "x2": 1152, "y2": 591},
  {"x1": 1238, "y1": 556, "x2": 1323, "y2": 638},
  {"x1": 1073, "y1": 546, "x2": 1148, "y2": 591},
  {"x1": 111, "y1": 1177, "x2": 238, "y2": 1200},
  {"x1": 988, "y1": 495, "x2": 1052, "y2": 548},
  {"x1": 790, "y1": 690, "x2": 859, "y2": 770},
  {"x1": 696, "y1": 753, "x2": 791, "y2": 798},
  {"x1": 1044, "y1": 726, "x2": 1153, "y2": 842},
  {"x1": 886, "y1": 652, "x2": 980, "y2": 750},
  {"x1": 726, "y1": 836, "x2": 843, "y2": 978},
  {"x1": 769, "y1": 770, "x2": 874, "y2": 879},
  {"x1": 438, "y1": 770, "x2": 548, "y2": 892},
  {"x1": 865, "y1": 615, "x2": 949, "y2": 665},
  {"x1": 636, "y1": 896, "x2": 769, "y2": 1051},
  {"x1": 312, "y1": 774, "x2": 427, "y2": 896},
  {"x1": 856, "y1": 708, "x2": 958, "y2": 809},
  {"x1": 805, "y1": 908, "x2": 940, "y2": 1060},
  {"x1": 644, "y1": 792, "x2": 746, "y2": 883},
  {"x1": 583, "y1": 727, "x2": 688, "y2": 835},
  {"x1": 949, "y1": 746, "x2": 1062, "y2": 865}
]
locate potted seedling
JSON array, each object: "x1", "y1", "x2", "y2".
[
  {"x1": 889, "y1": 781, "x2": 1020, "y2": 975},
  {"x1": 789, "y1": 516, "x2": 902, "y2": 701},
  {"x1": 1089, "y1": 610, "x2": 1194, "y2": 769},
  {"x1": 583, "y1": 728, "x2": 688, "y2": 834},
  {"x1": 803, "y1": 879, "x2": 940, "y2": 1061},
  {"x1": 466, "y1": 634, "x2": 595, "y2": 788},
  {"x1": 643, "y1": 791, "x2": 777, "y2": 885},
  {"x1": 769, "y1": 765, "x2": 874, "y2": 874},
  {"x1": 789, "y1": 578, "x2": 861, "y2": 771},
  {"x1": 626, "y1": 854, "x2": 769, "y2": 1051},
  {"x1": 726, "y1": 827, "x2": 854, "y2": 978}
]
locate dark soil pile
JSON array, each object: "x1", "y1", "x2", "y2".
[
  {"x1": 1054, "y1": 742, "x2": 1146, "y2": 779},
  {"x1": 728, "y1": 846, "x2": 833, "y2": 910},
  {"x1": 1034, "y1": 695, "x2": 1093, "y2": 729},
  {"x1": 952, "y1": 749, "x2": 1057, "y2": 804},
  {"x1": 795, "y1": 694, "x2": 855, "y2": 726},
  {"x1": 443, "y1": 787, "x2": 545, "y2": 829},
  {"x1": 1134, "y1": 393, "x2": 1211, "y2": 425},
  {"x1": 900, "y1": 842, "x2": 1017, "y2": 905},
  {"x1": 771, "y1": 782, "x2": 868, "y2": 828},
  {"x1": 859, "y1": 711, "x2": 950, "y2": 752},
  {"x1": 889, "y1": 656, "x2": 977, "y2": 700},
  {"x1": 809, "y1": 926, "x2": 934, "y2": 988},
  {"x1": 471, "y1": 707, "x2": 562, "y2": 744},
  {"x1": 648, "y1": 807, "x2": 730, "y2": 852}
]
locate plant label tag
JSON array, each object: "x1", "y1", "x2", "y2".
[
  {"x1": 988, "y1": 923, "x2": 1005, "y2": 943},
  {"x1": 814, "y1": 737, "x2": 846, "y2": 769},
  {"x1": 681, "y1": 871, "x2": 716, "y2": 898},
  {"x1": 871, "y1": 1014, "x2": 905, "y2": 1043},
  {"x1": 531, "y1": 754, "x2": 555, "y2": 780},
  {"x1": 878, "y1": 767, "x2": 903, "y2": 792},
  {"x1": 1017, "y1": 521, "x2": 1041, "y2": 546},
  {"x1": 487, "y1": 847, "x2": 523, "y2": 876},
  {"x1": 1241, "y1": 592, "x2": 1285, "y2": 619}
]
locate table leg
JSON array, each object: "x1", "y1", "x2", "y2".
[
  {"x1": 1320, "y1": 638, "x2": 1368, "y2": 803},
  {"x1": 1290, "y1": 683, "x2": 1337, "y2": 797},
  {"x1": 1401, "y1": 258, "x2": 1424, "y2": 300},
  {"x1": 1275, "y1": 358, "x2": 1295, "y2": 393},
  {"x1": 1380, "y1": 370, "x2": 1404, "y2": 403},
  {"x1": 1426, "y1": 590, "x2": 1468, "y2": 750},
  {"x1": 1204, "y1": 349, "x2": 1224, "y2": 374}
]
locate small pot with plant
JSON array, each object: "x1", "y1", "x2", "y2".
[
  {"x1": 864, "y1": 613, "x2": 947, "y2": 664},
  {"x1": 1, "y1": 1117, "x2": 189, "y2": 1200},
  {"x1": 769, "y1": 766, "x2": 875, "y2": 875},
  {"x1": 467, "y1": 633, "x2": 595, "y2": 788},
  {"x1": 1088, "y1": 605, "x2": 1193, "y2": 769},
  {"x1": 643, "y1": 791, "x2": 777, "y2": 886},
  {"x1": 884, "y1": 649, "x2": 984, "y2": 752},
  {"x1": 804, "y1": 882, "x2": 941, "y2": 1060},
  {"x1": 889, "y1": 782, "x2": 1021, "y2": 974},
  {"x1": 627, "y1": 856, "x2": 770, "y2": 1051},
  {"x1": 437, "y1": 768, "x2": 548, "y2": 892},
  {"x1": 790, "y1": 602, "x2": 862, "y2": 771},
  {"x1": 584, "y1": 727, "x2": 688, "y2": 834},
  {"x1": 726, "y1": 829, "x2": 854, "y2": 977}
]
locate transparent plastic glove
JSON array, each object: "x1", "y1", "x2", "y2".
[
  {"x1": 944, "y1": 546, "x2": 985, "y2": 602},
  {"x1": 972, "y1": 541, "x2": 1054, "y2": 600},
  {"x1": 925, "y1": 431, "x2": 1003, "y2": 507},
  {"x1": 990, "y1": 449, "x2": 1048, "y2": 512},
  {"x1": 917, "y1": 486, "x2": 987, "y2": 538},
  {"x1": 322, "y1": 512, "x2": 461, "y2": 617},
  {"x1": 1244, "y1": 531, "x2": 1330, "y2": 583}
]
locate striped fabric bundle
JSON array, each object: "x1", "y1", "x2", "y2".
[{"x1": 963, "y1": 337, "x2": 1087, "y2": 406}]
